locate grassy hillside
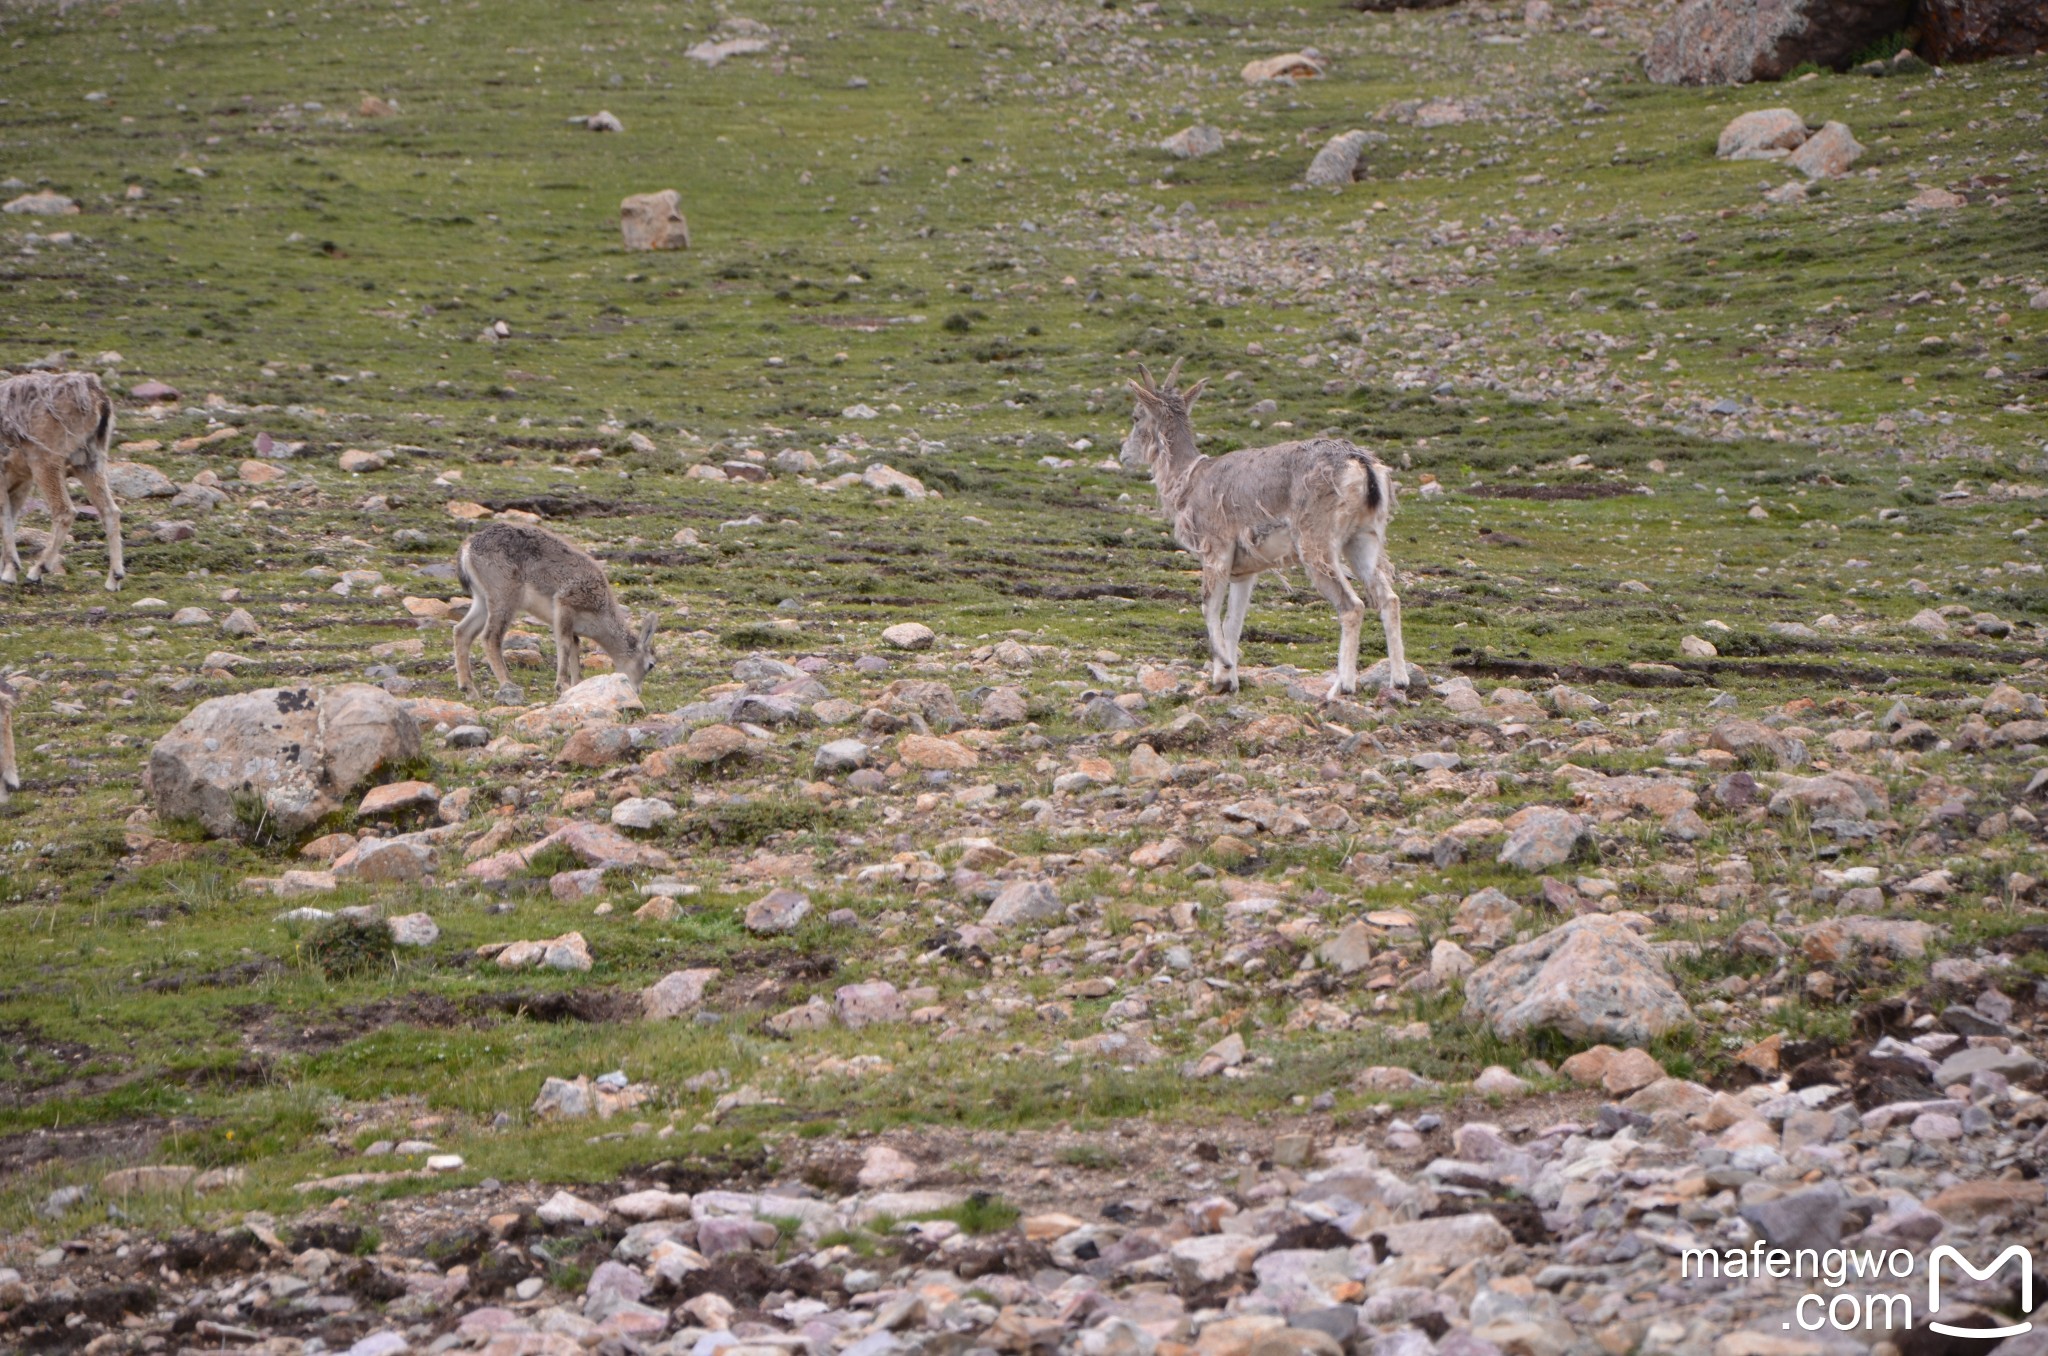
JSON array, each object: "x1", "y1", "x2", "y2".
[{"x1": 0, "y1": 0, "x2": 2042, "y2": 1233}]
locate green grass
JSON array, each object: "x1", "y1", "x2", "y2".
[
  {"x1": 0, "y1": 0, "x2": 2041, "y2": 1228},
  {"x1": 303, "y1": 915, "x2": 400, "y2": 979},
  {"x1": 1056, "y1": 1144, "x2": 1120, "y2": 1170},
  {"x1": 913, "y1": 1193, "x2": 1022, "y2": 1236}
]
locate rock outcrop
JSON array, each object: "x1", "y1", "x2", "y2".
[
  {"x1": 147, "y1": 686, "x2": 422, "y2": 841},
  {"x1": 1646, "y1": 0, "x2": 1911, "y2": 84},
  {"x1": 1716, "y1": 108, "x2": 1810, "y2": 160},
  {"x1": 1304, "y1": 131, "x2": 1371, "y2": 188},
  {"x1": 1918, "y1": 0, "x2": 2048, "y2": 65},
  {"x1": 1464, "y1": 916, "x2": 1695, "y2": 1045}
]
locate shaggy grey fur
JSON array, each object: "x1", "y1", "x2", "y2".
[
  {"x1": 453, "y1": 522, "x2": 657, "y2": 697},
  {"x1": 1124, "y1": 361, "x2": 1407, "y2": 698},
  {"x1": 0, "y1": 371, "x2": 124, "y2": 591}
]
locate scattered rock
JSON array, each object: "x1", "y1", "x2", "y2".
[
  {"x1": 488, "y1": 932, "x2": 593, "y2": 972},
  {"x1": 1768, "y1": 771, "x2": 1889, "y2": 821},
  {"x1": 1788, "y1": 121, "x2": 1862, "y2": 178},
  {"x1": 1464, "y1": 915, "x2": 1694, "y2": 1045},
  {"x1": 537, "y1": 1190, "x2": 608, "y2": 1228},
  {"x1": 835, "y1": 980, "x2": 907, "y2": 1029},
  {"x1": 1496, "y1": 807, "x2": 1587, "y2": 872},
  {"x1": 1908, "y1": 186, "x2": 1966, "y2": 210},
  {"x1": 744, "y1": 888, "x2": 812, "y2": 935},
  {"x1": 104, "y1": 461, "x2": 177, "y2": 499},
  {"x1": 1740, "y1": 1184, "x2": 1846, "y2": 1252},
  {"x1": 1706, "y1": 718, "x2": 1805, "y2": 768},
  {"x1": 620, "y1": 189, "x2": 690, "y2": 251},
  {"x1": 863, "y1": 463, "x2": 928, "y2": 498},
  {"x1": 983, "y1": 878, "x2": 1063, "y2": 929},
  {"x1": 686, "y1": 35, "x2": 771, "y2": 66},
  {"x1": 857, "y1": 1144, "x2": 919, "y2": 1187},
  {"x1": 642, "y1": 968, "x2": 719, "y2": 1020},
  {"x1": 147, "y1": 685, "x2": 422, "y2": 841},
  {"x1": 358, "y1": 780, "x2": 439, "y2": 818},
  {"x1": 1715, "y1": 109, "x2": 1809, "y2": 160},
  {"x1": 899, "y1": 734, "x2": 977, "y2": 770},
  {"x1": 882, "y1": 622, "x2": 936, "y2": 650},
  {"x1": 677, "y1": 724, "x2": 753, "y2": 765},
  {"x1": 1242, "y1": 52, "x2": 1324, "y2": 83},
  {"x1": 386, "y1": 912, "x2": 439, "y2": 947},
  {"x1": 1162, "y1": 125, "x2": 1224, "y2": 159},
  {"x1": 815, "y1": 738, "x2": 870, "y2": 773},
  {"x1": 1452, "y1": 887, "x2": 1522, "y2": 948},
  {"x1": 610, "y1": 796, "x2": 677, "y2": 830},
  {"x1": 1304, "y1": 130, "x2": 1370, "y2": 187},
  {"x1": 3, "y1": 190, "x2": 79, "y2": 217},
  {"x1": 531, "y1": 1072, "x2": 649, "y2": 1120}
]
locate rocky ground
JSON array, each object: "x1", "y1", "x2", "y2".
[
  {"x1": 6, "y1": 954, "x2": 2048, "y2": 1356},
  {"x1": 1, "y1": 0, "x2": 2047, "y2": 1353}
]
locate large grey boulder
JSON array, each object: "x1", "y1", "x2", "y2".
[
  {"x1": 1496, "y1": 807, "x2": 1587, "y2": 872},
  {"x1": 1934, "y1": 1043, "x2": 2042, "y2": 1086},
  {"x1": 147, "y1": 685, "x2": 422, "y2": 840},
  {"x1": 1706, "y1": 717, "x2": 1806, "y2": 768},
  {"x1": 1715, "y1": 108, "x2": 1809, "y2": 160},
  {"x1": 1304, "y1": 131, "x2": 1371, "y2": 188},
  {"x1": 1645, "y1": 0, "x2": 1911, "y2": 84},
  {"x1": 744, "y1": 888, "x2": 811, "y2": 936},
  {"x1": 1463, "y1": 915, "x2": 1694, "y2": 1046},
  {"x1": 982, "y1": 878, "x2": 1064, "y2": 929},
  {"x1": 1161, "y1": 125, "x2": 1224, "y2": 159},
  {"x1": 3, "y1": 191, "x2": 78, "y2": 217},
  {"x1": 620, "y1": 190, "x2": 690, "y2": 251},
  {"x1": 1787, "y1": 121, "x2": 1863, "y2": 179},
  {"x1": 104, "y1": 461, "x2": 178, "y2": 499},
  {"x1": 642, "y1": 968, "x2": 720, "y2": 1021}
]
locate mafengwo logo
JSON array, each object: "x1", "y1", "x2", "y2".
[
  {"x1": 1929, "y1": 1245, "x2": 2034, "y2": 1340},
  {"x1": 1683, "y1": 1242, "x2": 2034, "y2": 1337}
]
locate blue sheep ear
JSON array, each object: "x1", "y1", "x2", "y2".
[{"x1": 1183, "y1": 377, "x2": 1209, "y2": 408}]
